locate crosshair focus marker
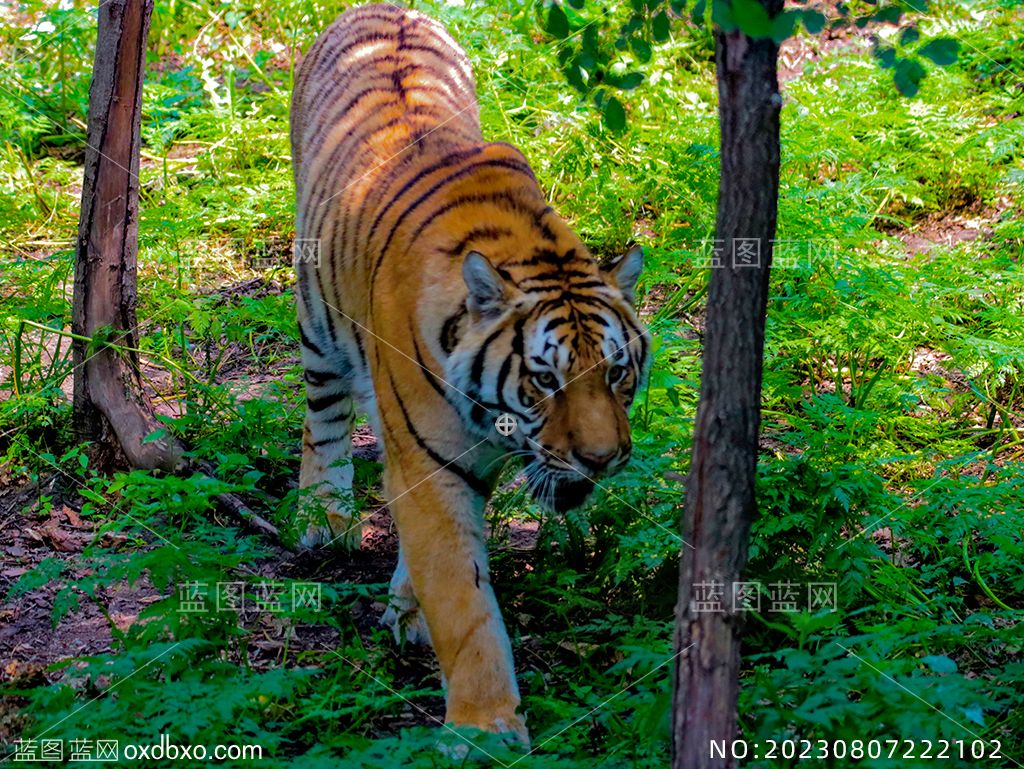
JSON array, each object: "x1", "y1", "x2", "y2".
[{"x1": 495, "y1": 413, "x2": 518, "y2": 436}]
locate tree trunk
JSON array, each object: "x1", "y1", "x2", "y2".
[
  {"x1": 671, "y1": 9, "x2": 782, "y2": 768},
  {"x1": 72, "y1": 0, "x2": 181, "y2": 472}
]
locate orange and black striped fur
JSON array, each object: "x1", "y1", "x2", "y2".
[{"x1": 291, "y1": 4, "x2": 649, "y2": 744}]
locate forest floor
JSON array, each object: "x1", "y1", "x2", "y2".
[{"x1": 0, "y1": 189, "x2": 1005, "y2": 739}]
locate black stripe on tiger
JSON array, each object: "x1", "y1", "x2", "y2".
[
  {"x1": 301, "y1": 70, "x2": 474, "y2": 216},
  {"x1": 368, "y1": 157, "x2": 537, "y2": 275},
  {"x1": 307, "y1": 393, "x2": 348, "y2": 414},
  {"x1": 312, "y1": 435, "x2": 348, "y2": 448},
  {"x1": 440, "y1": 306, "x2": 467, "y2": 354},
  {"x1": 363, "y1": 146, "x2": 483, "y2": 247},
  {"x1": 401, "y1": 191, "x2": 550, "y2": 268},
  {"x1": 389, "y1": 374, "x2": 490, "y2": 497},
  {"x1": 304, "y1": 368, "x2": 339, "y2": 386},
  {"x1": 410, "y1": 329, "x2": 452, "y2": 402},
  {"x1": 322, "y1": 409, "x2": 353, "y2": 425},
  {"x1": 299, "y1": 323, "x2": 325, "y2": 357},
  {"x1": 445, "y1": 225, "x2": 514, "y2": 257}
]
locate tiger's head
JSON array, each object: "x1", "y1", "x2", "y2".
[{"x1": 446, "y1": 244, "x2": 649, "y2": 513}]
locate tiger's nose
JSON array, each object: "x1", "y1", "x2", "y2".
[{"x1": 573, "y1": 447, "x2": 617, "y2": 472}]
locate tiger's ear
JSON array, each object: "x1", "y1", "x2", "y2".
[
  {"x1": 463, "y1": 251, "x2": 513, "y2": 319},
  {"x1": 602, "y1": 245, "x2": 644, "y2": 304}
]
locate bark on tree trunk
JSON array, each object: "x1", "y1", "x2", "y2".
[
  {"x1": 671, "y1": 9, "x2": 782, "y2": 768},
  {"x1": 72, "y1": 0, "x2": 181, "y2": 472}
]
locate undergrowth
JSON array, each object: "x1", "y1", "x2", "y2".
[{"x1": 1, "y1": 0, "x2": 1022, "y2": 766}]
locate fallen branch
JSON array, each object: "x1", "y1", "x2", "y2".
[{"x1": 191, "y1": 459, "x2": 290, "y2": 549}]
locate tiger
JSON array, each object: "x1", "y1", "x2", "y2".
[{"x1": 290, "y1": 3, "x2": 650, "y2": 746}]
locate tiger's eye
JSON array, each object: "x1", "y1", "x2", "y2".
[
  {"x1": 532, "y1": 371, "x2": 558, "y2": 391},
  {"x1": 608, "y1": 364, "x2": 628, "y2": 385}
]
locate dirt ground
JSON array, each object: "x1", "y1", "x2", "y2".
[{"x1": 0, "y1": 424, "x2": 448, "y2": 743}]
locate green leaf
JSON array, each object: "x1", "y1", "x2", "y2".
[
  {"x1": 874, "y1": 44, "x2": 896, "y2": 69},
  {"x1": 564, "y1": 62, "x2": 587, "y2": 92},
  {"x1": 964, "y1": 703, "x2": 985, "y2": 726},
  {"x1": 567, "y1": 0, "x2": 585, "y2": 9},
  {"x1": 143, "y1": 427, "x2": 168, "y2": 444},
  {"x1": 893, "y1": 57, "x2": 925, "y2": 97},
  {"x1": 770, "y1": 9, "x2": 797, "y2": 43},
  {"x1": 801, "y1": 9, "x2": 825, "y2": 34},
  {"x1": 691, "y1": 0, "x2": 707, "y2": 25},
  {"x1": 732, "y1": 0, "x2": 772, "y2": 38},
  {"x1": 652, "y1": 10, "x2": 671, "y2": 42},
  {"x1": 603, "y1": 95, "x2": 626, "y2": 131},
  {"x1": 918, "y1": 38, "x2": 959, "y2": 66},
  {"x1": 619, "y1": 71, "x2": 645, "y2": 89},
  {"x1": 921, "y1": 654, "x2": 957, "y2": 674},
  {"x1": 665, "y1": 386, "x2": 681, "y2": 408},
  {"x1": 579, "y1": 46, "x2": 597, "y2": 70},
  {"x1": 670, "y1": 0, "x2": 687, "y2": 14},
  {"x1": 899, "y1": 26, "x2": 919, "y2": 46},
  {"x1": 80, "y1": 487, "x2": 108, "y2": 505},
  {"x1": 546, "y1": 3, "x2": 569, "y2": 38},
  {"x1": 637, "y1": 687, "x2": 672, "y2": 737},
  {"x1": 710, "y1": 0, "x2": 735, "y2": 31},
  {"x1": 630, "y1": 36, "x2": 652, "y2": 63},
  {"x1": 872, "y1": 5, "x2": 902, "y2": 24},
  {"x1": 582, "y1": 24, "x2": 599, "y2": 59},
  {"x1": 625, "y1": 13, "x2": 644, "y2": 33}
]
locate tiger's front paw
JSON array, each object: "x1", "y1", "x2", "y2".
[
  {"x1": 444, "y1": 706, "x2": 530, "y2": 752},
  {"x1": 297, "y1": 512, "x2": 361, "y2": 550},
  {"x1": 437, "y1": 713, "x2": 530, "y2": 760},
  {"x1": 486, "y1": 715, "x2": 530, "y2": 750},
  {"x1": 380, "y1": 601, "x2": 432, "y2": 647}
]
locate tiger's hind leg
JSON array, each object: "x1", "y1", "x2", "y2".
[
  {"x1": 297, "y1": 323, "x2": 360, "y2": 550},
  {"x1": 381, "y1": 544, "x2": 432, "y2": 646}
]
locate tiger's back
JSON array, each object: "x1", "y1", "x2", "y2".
[
  {"x1": 292, "y1": 3, "x2": 483, "y2": 322},
  {"x1": 291, "y1": 3, "x2": 480, "y2": 193}
]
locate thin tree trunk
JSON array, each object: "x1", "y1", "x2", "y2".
[
  {"x1": 671, "y1": 8, "x2": 782, "y2": 768},
  {"x1": 72, "y1": 0, "x2": 181, "y2": 472},
  {"x1": 68, "y1": 0, "x2": 282, "y2": 546}
]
